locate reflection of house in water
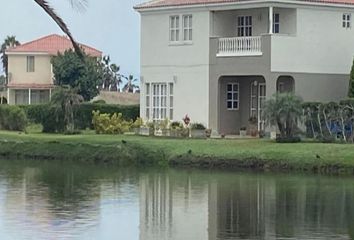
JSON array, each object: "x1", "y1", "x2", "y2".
[
  {"x1": 139, "y1": 172, "x2": 354, "y2": 240},
  {"x1": 139, "y1": 171, "x2": 209, "y2": 240}
]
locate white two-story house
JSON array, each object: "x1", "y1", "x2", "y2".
[{"x1": 135, "y1": 0, "x2": 353, "y2": 135}]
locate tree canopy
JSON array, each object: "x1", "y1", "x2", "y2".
[{"x1": 51, "y1": 49, "x2": 100, "y2": 101}]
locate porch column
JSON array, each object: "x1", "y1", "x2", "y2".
[
  {"x1": 28, "y1": 88, "x2": 31, "y2": 105},
  {"x1": 7, "y1": 88, "x2": 10, "y2": 105},
  {"x1": 269, "y1": 6, "x2": 274, "y2": 34},
  {"x1": 49, "y1": 88, "x2": 52, "y2": 101}
]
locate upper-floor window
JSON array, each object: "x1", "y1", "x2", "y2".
[
  {"x1": 343, "y1": 13, "x2": 351, "y2": 29},
  {"x1": 170, "y1": 16, "x2": 180, "y2": 42},
  {"x1": 273, "y1": 13, "x2": 280, "y2": 33},
  {"x1": 227, "y1": 83, "x2": 239, "y2": 110},
  {"x1": 27, "y1": 56, "x2": 35, "y2": 72},
  {"x1": 237, "y1": 16, "x2": 252, "y2": 37},
  {"x1": 182, "y1": 15, "x2": 193, "y2": 41}
]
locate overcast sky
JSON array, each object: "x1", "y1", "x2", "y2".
[{"x1": 0, "y1": 0, "x2": 143, "y2": 77}]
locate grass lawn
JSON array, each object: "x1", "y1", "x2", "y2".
[{"x1": 0, "y1": 130, "x2": 354, "y2": 170}]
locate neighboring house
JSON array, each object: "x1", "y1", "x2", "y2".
[
  {"x1": 135, "y1": 0, "x2": 354, "y2": 135},
  {"x1": 5, "y1": 34, "x2": 102, "y2": 105}
]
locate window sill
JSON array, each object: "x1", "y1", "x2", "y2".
[{"x1": 169, "y1": 41, "x2": 193, "y2": 46}]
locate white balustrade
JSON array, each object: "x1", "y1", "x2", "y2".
[{"x1": 217, "y1": 36, "x2": 262, "y2": 57}]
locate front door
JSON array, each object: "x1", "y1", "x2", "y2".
[{"x1": 250, "y1": 82, "x2": 266, "y2": 131}]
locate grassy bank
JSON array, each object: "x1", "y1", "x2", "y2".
[{"x1": 1, "y1": 130, "x2": 354, "y2": 174}]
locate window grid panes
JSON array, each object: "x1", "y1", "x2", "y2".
[
  {"x1": 343, "y1": 14, "x2": 351, "y2": 28},
  {"x1": 170, "y1": 16, "x2": 180, "y2": 42},
  {"x1": 145, "y1": 83, "x2": 150, "y2": 119},
  {"x1": 182, "y1": 15, "x2": 193, "y2": 41},
  {"x1": 152, "y1": 83, "x2": 168, "y2": 120},
  {"x1": 27, "y1": 56, "x2": 35, "y2": 72},
  {"x1": 169, "y1": 83, "x2": 174, "y2": 120},
  {"x1": 237, "y1": 16, "x2": 252, "y2": 37},
  {"x1": 273, "y1": 13, "x2": 280, "y2": 33},
  {"x1": 227, "y1": 83, "x2": 239, "y2": 110}
]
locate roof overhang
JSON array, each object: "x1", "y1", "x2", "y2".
[
  {"x1": 134, "y1": 0, "x2": 354, "y2": 12},
  {"x1": 5, "y1": 51, "x2": 51, "y2": 56}
]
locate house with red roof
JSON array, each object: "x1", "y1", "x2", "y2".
[
  {"x1": 135, "y1": 0, "x2": 354, "y2": 135},
  {"x1": 4, "y1": 34, "x2": 102, "y2": 105}
]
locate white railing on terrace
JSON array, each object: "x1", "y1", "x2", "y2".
[{"x1": 217, "y1": 36, "x2": 262, "y2": 57}]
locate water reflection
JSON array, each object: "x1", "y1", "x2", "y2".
[{"x1": 0, "y1": 161, "x2": 353, "y2": 240}]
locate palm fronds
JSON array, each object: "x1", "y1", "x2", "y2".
[{"x1": 33, "y1": 0, "x2": 84, "y2": 58}]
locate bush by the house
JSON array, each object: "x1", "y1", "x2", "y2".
[
  {"x1": 21, "y1": 103, "x2": 139, "y2": 133},
  {"x1": 190, "y1": 123, "x2": 206, "y2": 130},
  {"x1": 74, "y1": 103, "x2": 139, "y2": 129},
  {"x1": 263, "y1": 93, "x2": 303, "y2": 142},
  {"x1": 92, "y1": 110, "x2": 132, "y2": 134},
  {"x1": 0, "y1": 105, "x2": 27, "y2": 131}
]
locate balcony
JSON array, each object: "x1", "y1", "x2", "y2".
[{"x1": 217, "y1": 36, "x2": 262, "y2": 57}]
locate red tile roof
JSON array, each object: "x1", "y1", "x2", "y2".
[
  {"x1": 6, "y1": 34, "x2": 102, "y2": 57},
  {"x1": 134, "y1": 0, "x2": 354, "y2": 9}
]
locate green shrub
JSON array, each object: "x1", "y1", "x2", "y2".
[
  {"x1": 92, "y1": 110, "x2": 132, "y2": 134},
  {"x1": 92, "y1": 99, "x2": 106, "y2": 104},
  {"x1": 0, "y1": 105, "x2": 27, "y2": 131},
  {"x1": 74, "y1": 103, "x2": 139, "y2": 129},
  {"x1": 190, "y1": 123, "x2": 206, "y2": 130},
  {"x1": 20, "y1": 103, "x2": 139, "y2": 132},
  {"x1": 20, "y1": 104, "x2": 65, "y2": 133}
]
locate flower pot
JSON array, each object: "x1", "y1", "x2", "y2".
[
  {"x1": 191, "y1": 129, "x2": 206, "y2": 139},
  {"x1": 205, "y1": 129, "x2": 212, "y2": 138},
  {"x1": 161, "y1": 129, "x2": 171, "y2": 137},
  {"x1": 239, "y1": 130, "x2": 247, "y2": 137},
  {"x1": 133, "y1": 128, "x2": 140, "y2": 135},
  {"x1": 140, "y1": 127, "x2": 154, "y2": 136}
]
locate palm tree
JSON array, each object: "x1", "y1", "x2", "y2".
[
  {"x1": 263, "y1": 92, "x2": 303, "y2": 138},
  {"x1": 33, "y1": 0, "x2": 86, "y2": 58},
  {"x1": 1, "y1": 36, "x2": 21, "y2": 80},
  {"x1": 101, "y1": 56, "x2": 122, "y2": 91},
  {"x1": 51, "y1": 86, "x2": 84, "y2": 133},
  {"x1": 123, "y1": 75, "x2": 139, "y2": 93}
]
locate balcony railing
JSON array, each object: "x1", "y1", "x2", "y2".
[{"x1": 217, "y1": 36, "x2": 262, "y2": 57}]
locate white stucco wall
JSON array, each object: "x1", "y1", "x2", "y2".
[
  {"x1": 271, "y1": 6, "x2": 354, "y2": 74},
  {"x1": 140, "y1": 9, "x2": 210, "y2": 126}
]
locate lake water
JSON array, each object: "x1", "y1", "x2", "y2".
[{"x1": 0, "y1": 160, "x2": 353, "y2": 240}]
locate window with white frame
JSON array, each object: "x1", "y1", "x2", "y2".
[
  {"x1": 145, "y1": 83, "x2": 150, "y2": 119},
  {"x1": 183, "y1": 15, "x2": 193, "y2": 41},
  {"x1": 170, "y1": 16, "x2": 180, "y2": 42},
  {"x1": 227, "y1": 83, "x2": 239, "y2": 110},
  {"x1": 273, "y1": 13, "x2": 280, "y2": 33},
  {"x1": 237, "y1": 16, "x2": 252, "y2": 37},
  {"x1": 343, "y1": 13, "x2": 351, "y2": 29},
  {"x1": 145, "y1": 83, "x2": 174, "y2": 121},
  {"x1": 169, "y1": 83, "x2": 174, "y2": 119},
  {"x1": 27, "y1": 56, "x2": 35, "y2": 72}
]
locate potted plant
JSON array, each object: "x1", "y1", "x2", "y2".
[
  {"x1": 248, "y1": 116, "x2": 258, "y2": 137},
  {"x1": 190, "y1": 123, "x2": 207, "y2": 138},
  {"x1": 239, "y1": 126, "x2": 247, "y2": 137},
  {"x1": 158, "y1": 118, "x2": 170, "y2": 137},
  {"x1": 205, "y1": 128, "x2": 212, "y2": 138},
  {"x1": 140, "y1": 121, "x2": 154, "y2": 136},
  {"x1": 170, "y1": 121, "x2": 183, "y2": 138},
  {"x1": 132, "y1": 117, "x2": 143, "y2": 135}
]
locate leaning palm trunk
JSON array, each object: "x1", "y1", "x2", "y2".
[{"x1": 34, "y1": 0, "x2": 83, "y2": 58}]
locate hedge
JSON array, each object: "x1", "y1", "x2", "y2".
[
  {"x1": 20, "y1": 103, "x2": 139, "y2": 133},
  {"x1": 0, "y1": 105, "x2": 27, "y2": 131}
]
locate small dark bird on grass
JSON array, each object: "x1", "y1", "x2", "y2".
[
  {"x1": 316, "y1": 154, "x2": 321, "y2": 159},
  {"x1": 122, "y1": 140, "x2": 127, "y2": 144},
  {"x1": 188, "y1": 149, "x2": 192, "y2": 154}
]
